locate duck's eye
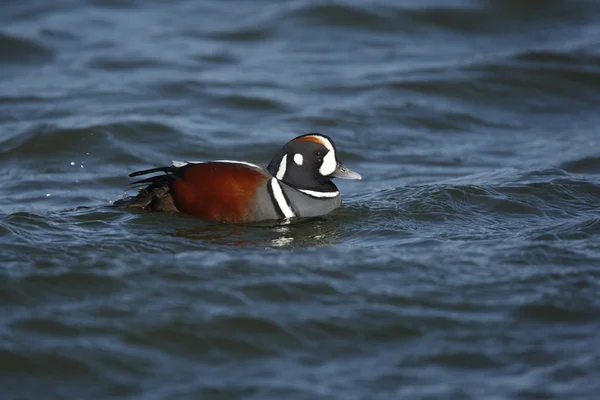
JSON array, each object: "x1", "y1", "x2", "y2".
[{"x1": 314, "y1": 150, "x2": 324, "y2": 158}]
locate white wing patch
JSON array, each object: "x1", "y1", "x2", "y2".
[
  {"x1": 214, "y1": 160, "x2": 263, "y2": 169},
  {"x1": 172, "y1": 160, "x2": 192, "y2": 167},
  {"x1": 171, "y1": 160, "x2": 263, "y2": 170}
]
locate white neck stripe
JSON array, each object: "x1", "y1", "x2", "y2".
[
  {"x1": 276, "y1": 154, "x2": 287, "y2": 180},
  {"x1": 298, "y1": 189, "x2": 339, "y2": 198},
  {"x1": 270, "y1": 178, "x2": 295, "y2": 219}
]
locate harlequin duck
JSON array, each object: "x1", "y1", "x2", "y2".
[{"x1": 112, "y1": 133, "x2": 361, "y2": 223}]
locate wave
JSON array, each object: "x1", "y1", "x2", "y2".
[
  {"x1": 280, "y1": 0, "x2": 599, "y2": 34},
  {"x1": 385, "y1": 49, "x2": 600, "y2": 103},
  {"x1": 209, "y1": 26, "x2": 273, "y2": 42},
  {"x1": 86, "y1": 56, "x2": 169, "y2": 71},
  {"x1": 560, "y1": 156, "x2": 600, "y2": 175},
  {"x1": 0, "y1": 121, "x2": 183, "y2": 162},
  {"x1": 286, "y1": 3, "x2": 406, "y2": 32},
  {"x1": 2, "y1": 167, "x2": 598, "y2": 252},
  {"x1": 0, "y1": 31, "x2": 53, "y2": 63}
]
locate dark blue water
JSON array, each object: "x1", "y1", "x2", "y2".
[{"x1": 2, "y1": 1, "x2": 600, "y2": 399}]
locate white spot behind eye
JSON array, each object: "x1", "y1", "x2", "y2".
[
  {"x1": 276, "y1": 154, "x2": 287, "y2": 180},
  {"x1": 294, "y1": 153, "x2": 303, "y2": 166}
]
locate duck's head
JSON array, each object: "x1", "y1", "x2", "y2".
[{"x1": 267, "y1": 133, "x2": 361, "y2": 190}]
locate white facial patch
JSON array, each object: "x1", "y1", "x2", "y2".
[
  {"x1": 311, "y1": 136, "x2": 337, "y2": 176},
  {"x1": 293, "y1": 153, "x2": 303, "y2": 166},
  {"x1": 276, "y1": 154, "x2": 287, "y2": 180},
  {"x1": 319, "y1": 149, "x2": 336, "y2": 176}
]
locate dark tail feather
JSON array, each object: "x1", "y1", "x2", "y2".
[
  {"x1": 129, "y1": 176, "x2": 165, "y2": 186},
  {"x1": 110, "y1": 174, "x2": 178, "y2": 212},
  {"x1": 129, "y1": 165, "x2": 175, "y2": 177},
  {"x1": 111, "y1": 189, "x2": 153, "y2": 208}
]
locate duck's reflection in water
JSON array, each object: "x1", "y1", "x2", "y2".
[{"x1": 172, "y1": 217, "x2": 341, "y2": 248}]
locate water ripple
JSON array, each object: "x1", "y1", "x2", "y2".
[
  {"x1": 0, "y1": 32, "x2": 54, "y2": 63},
  {"x1": 2, "y1": 0, "x2": 600, "y2": 398}
]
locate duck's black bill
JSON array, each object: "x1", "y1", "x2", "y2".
[{"x1": 332, "y1": 162, "x2": 361, "y2": 180}]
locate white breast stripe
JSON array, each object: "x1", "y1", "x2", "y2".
[
  {"x1": 298, "y1": 189, "x2": 339, "y2": 198},
  {"x1": 276, "y1": 154, "x2": 287, "y2": 180},
  {"x1": 270, "y1": 178, "x2": 295, "y2": 218}
]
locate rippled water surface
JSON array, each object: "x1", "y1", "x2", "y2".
[{"x1": 2, "y1": 1, "x2": 600, "y2": 399}]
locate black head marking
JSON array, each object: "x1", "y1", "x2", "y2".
[{"x1": 267, "y1": 134, "x2": 338, "y2": 191}]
